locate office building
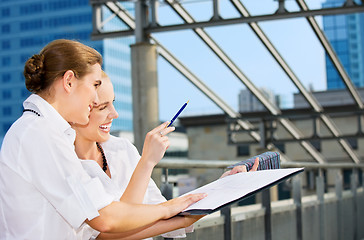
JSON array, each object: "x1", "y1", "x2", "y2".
[
  {"x1": 322, "y1": 0, "x2": 364, "y2": 89},
  {"x1": 238, "y1": 88, "x2": 276, "y2": 112},
  {"x1": 0, "y1": 0, "x2": 133, "y2": 143}
]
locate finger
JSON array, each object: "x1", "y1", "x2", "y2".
[
  {"x1": 230, "y1": 168, "x2": 238, "y2": 175},
  {"x1": 150, "y1": 122, "x2": 170, "y2": 135},
  {"x1": 219, "y1": 170, "x2": 231, "y2": 179},
  {"x1": 250, "y1": 157, "x2": 259, "y2": 172},
  {"x1": 161, "y1": 139, "x2": 170, "y2": 150},
  {"x1": 231, "y1": 165, "x2": 246, "y2": 174},
  {"x1": 163, "y1": 126, "x2": 176, "y2": 135},
  {"x1": 183, "y1": 193, "x2": 207, "y2": 206}
]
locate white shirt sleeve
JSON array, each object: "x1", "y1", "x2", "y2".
[
  {"x1": 12, "y1": 121, "x2": 115, "y2": 228},
  {"x1": 144, "y1": 175, "x2": 194, "y2": 238},
  {"x1": 106, "y1": 136, "x2": 194, "y2": 238}
]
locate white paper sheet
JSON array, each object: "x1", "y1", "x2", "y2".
[{"x1": 181, "y1": 168, "x2": 303, "y2": 213}]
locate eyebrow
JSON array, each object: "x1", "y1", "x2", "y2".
[
  {"x1": 93, "y1": 97, "x2": 115, "y2": 108},
  {"x1": 93, "y1": 101, "x2": 108, "y2": 108}
]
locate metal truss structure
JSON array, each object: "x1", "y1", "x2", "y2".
[{"x1": 90, "y1": 0, "x2": 364, "y2": 164}]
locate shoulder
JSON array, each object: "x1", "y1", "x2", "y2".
[
  {"x1": 102, "y1": 135, "x2": 135, "y2": 152},
  {"x1": 4, "y1": 114, "x2": 52, "y2": 145}
]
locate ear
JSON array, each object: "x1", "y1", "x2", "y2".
[{"x1": 62, "y1": 70, "x2": 75, "y2": 93}]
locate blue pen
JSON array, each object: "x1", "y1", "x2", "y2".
[{"x1": 167, "y1": 100, "x2": 189, "y2": 127}]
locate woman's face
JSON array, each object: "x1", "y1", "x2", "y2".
[
  {"x1": 74, "y1": 77, "x2": 119, "y2": 143},
  {"x1": 70, "y1": 63, "x2": 102, "y2": 125}
]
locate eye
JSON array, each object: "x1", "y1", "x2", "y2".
[
  {"x1": 94, "y1": 80, "x2": 102, "y2": 89},
  {"x1": 99, "y1": 105, "x2": 107, "y2": 111}
]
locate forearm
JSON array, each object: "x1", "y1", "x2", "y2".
[
  {"x1": 120, "y1": 158, "x2": 154, "y2": 203},
  {"x1": 87, "y1": 191, "x2": 207, "y2": 234},
  {"x1": 87, "y1": 201, "x2": 167, "y2": 233},
  {"x1": 96, "y1": 216, "x2": 193, "y2": 240}
]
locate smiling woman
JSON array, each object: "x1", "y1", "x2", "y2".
[
  {"x1": 0, "y1": 39, "x2": 207, "y2": 240},
  {"x1": 72, "y1": 72, "x2": 198, "y2": 239}
]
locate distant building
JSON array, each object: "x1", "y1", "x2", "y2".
[
  {"x1": 294, "y1": 87, "x2": 364, "y2": 108},
  {"x1": 322, "y1": 0, "x2": 364, "y2": 89},
  {"x1": 238, "y1": 88, "x2": 276, "y2": 112},
  {"x1": 0, "y1": 0, "x2": 134, "y2": 141},
  {"x1": 238, "y1": 88, "x2": 292, "y2": 112}
]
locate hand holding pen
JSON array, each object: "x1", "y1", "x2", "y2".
[
  {"x1": 140, "y1": 101, "x2": 190, "y2": 166},
  {"x1": 167, "y1": 100, "x2": 189, "y2": 128},
  {"x1": 142, "y1": 122, "x2": 175, "y2": 167}
]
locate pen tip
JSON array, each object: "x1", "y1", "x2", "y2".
[{"x1": 187, "y1": 100, "x2": 190, "y2": 104}]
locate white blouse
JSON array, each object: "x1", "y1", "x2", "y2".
[
  {"x1": 80, "y1": 135, "x2": 193, "y2": 240},
  {"x1": 0, "y1": 95, "x2": 118, "y2": 240}
]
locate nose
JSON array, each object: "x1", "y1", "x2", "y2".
[
  {"x1": 93, "y1": 92, "x2": 100, "y2": 106},
  {"x1": 109, "y1": 105, "x2": 119, "y2": 119}
]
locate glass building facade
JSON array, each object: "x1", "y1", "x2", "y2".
[
  {"x1": 322, "y1": 0, "x2": 364, "y2": 89},
  {"x1": 0, "y1": 0, "x2": 134, "y2": 143}
]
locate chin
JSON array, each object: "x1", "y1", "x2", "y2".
[
  {"x1": 98, "y1": 134, "x2": 110, "y2": 143},
  {"x1": 77, "y1": 117, "x2": 90, "y2": 126}
]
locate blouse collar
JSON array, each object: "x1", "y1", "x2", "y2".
[{"x1": 23, "y1": 94, "x2": 76, "y2": 144}]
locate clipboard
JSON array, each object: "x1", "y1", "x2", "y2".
[{"x1": 179, "y1": 167, "x2": 304, "y2": 215}]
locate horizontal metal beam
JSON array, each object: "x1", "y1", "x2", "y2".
[
  {"x1": 90, "y1": 4, "x2": 364, "y2": 40},
  {"x1": 90, "y1": 0, "x2": 132, "y2": 4},
  {"x1": 157, "y1": 158, "x2": 364, "y2": 169},
  {"x1": 229, "y1": 134, "x2": 363, "y2": 144},
  {"x1": 144, "y1": 5, "x2": 364, "y2": 35},
  {"x1": 91, "y1": 29, "x2": 134, "y2": 40}
]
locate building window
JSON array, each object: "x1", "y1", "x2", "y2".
[
  {"x1": 2, "y1": 106, "x2": 11, "y2": 116},
  {"x1": 2, "y1": 40, "x2": 10, "y2": 50},
  {"x1": 20, "y1": 19, "x2": 42, "y2": 31},
  {"x1": 20, "y1": 3, "x2": 42, "y2": 15},
  {"x1": 1, "y1": 8, "x2": 10, "y2": 17},
  {"x1": 237, "y1": 145, "x2": 250, "y2": 157},
  {"x1": 2, "y1": 73, "x2": 11, "y2": 83},
  {"x1": 20, "y1": 37, "x2": 43, "y2": 47},
  {"x1": 2, "y1": 90, "x2": 11, "y2": 99},
  {"x1": 1, "y1": 24, "x2": 10, "y2": 33},
  {"x1": 2, "y1": 57, "x2": 10, "y2": 66}
]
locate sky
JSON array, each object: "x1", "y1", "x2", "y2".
[{"x1": 151, "y1": 0, "x2": 327, "y2": 121}]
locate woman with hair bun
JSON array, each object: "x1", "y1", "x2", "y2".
[{"x1": 0, "y1": 39, "x2": 206, "y2": 240}]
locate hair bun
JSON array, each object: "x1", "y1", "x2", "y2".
[{"x1": 24, "y1": 54, "x2": 45, "y2": 93}]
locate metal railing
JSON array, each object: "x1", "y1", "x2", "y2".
[{"x1": 156, "y1": 159, "x2": 364, "y2": 240}]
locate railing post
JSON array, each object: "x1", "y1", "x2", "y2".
[
  {"x1": 161, "y1": 168, "x2": 173, "y2": 240},
  {"x1": 262, "y1": 189, "x2": 271, "y2": 240},
  {"x1": 160, "y1": 168, "x2": 173, "y2": 200},
  {"x1": 293, "y1": 176, "x2": 303, "y2": 240},
  {"x1": 316, "y1": 170, "x2": 325, "y2": 240},
  {"x1": 335, "y1": 170, "x2": 343, "y2": 240},
  {"x1": 221, "y1": 206, "x2": 232, "y2": 240},
  {"x1": 351, "y1": 169, "x2": 358, "y2": 240}
]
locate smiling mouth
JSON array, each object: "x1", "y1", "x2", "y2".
[{"x1": 99, "y1": 122, "x2": 112, "y2": 132}]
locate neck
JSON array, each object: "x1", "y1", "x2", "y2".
[
  {"x1": 37, "y1": 81, "x2": 70, "y2": 122},
  {"x1": 74, "y1": 137, "x2": 99, "y2": 160}
]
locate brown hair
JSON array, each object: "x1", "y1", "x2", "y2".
[{"x1": 24, "y1": 39, "x2": 103, "y2": 94}]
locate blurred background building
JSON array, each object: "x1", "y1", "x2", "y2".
[
  {"x1": 323, "y1": 0, "x2": 364, "y2": 89},
  {"x1": 0, "y1": 0, "x2": 134, "y2": 144}
]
